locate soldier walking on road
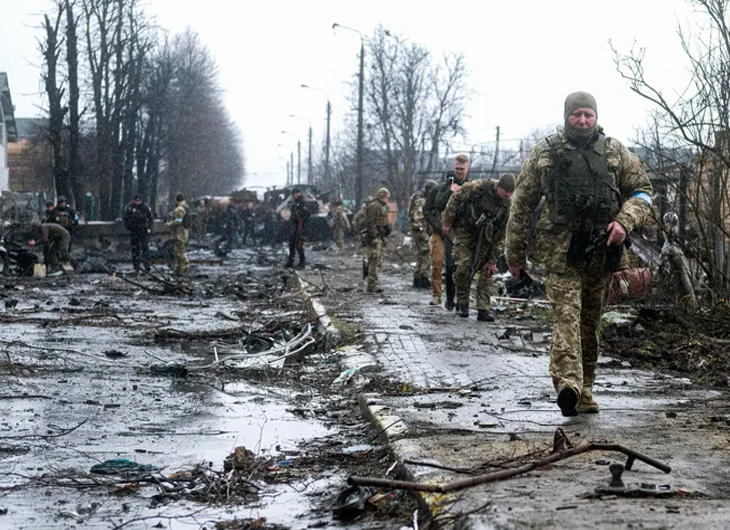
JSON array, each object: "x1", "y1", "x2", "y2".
[
  {"x1": 443, "y1": 173, "x2": 515, "y2": 321},
  {"x1": 361, "y1": 188, "x2": 392, "y2": 293},
  {"x1": 123, "y1": 195, "x2": 154, "y2": 273},
  {"x1": 166, "y1": 193, "x2": 190, "y2": 277},
  {"x1": 408, "y1": 180, "x2": 437, "y2": 288},
  {"x1": 329, "y1": 199, "x2": 350, "y2": 251},
  {"x1": 285, "y1": 189, "x2": 311, "y2": 269},
  {"x1": 423, "y1": 154, "x2": 470, "y2": 309},
  {"x1": 506, "y1": 91, "x2": 653, "y2": 416}
]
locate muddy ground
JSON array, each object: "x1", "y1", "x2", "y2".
[{"x1": 0, "y1": 243, "x2": 418, "y2": 529}]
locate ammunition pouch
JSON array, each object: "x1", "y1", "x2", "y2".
[{"x1": 377, "y1": 225, "x2": 392, "y2": 238}]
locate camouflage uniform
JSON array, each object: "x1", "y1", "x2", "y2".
[
  {"x1": 407, "y1": 191, "x2": 430, "y2": 287},
  {"x1": 36, "y1": 223, "x2": 71, "y2": 271},
  {"x1": 361, "y1": 193, "x2": 391, "y2": 291},
  {"x1": 443, "y1": 180, "x2": 510, "y2": 313},
  {"x1": 506, "y1": 126, "x2": 652, "y2": 410},
  {"x1": 330, "y1": 205, "x2": 350, "y2": 250},
  {"x1": 166, "y1": 200, "x2": 190, "y2": 276}
]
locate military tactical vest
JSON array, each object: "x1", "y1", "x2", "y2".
[{"x1": 544, "y1": 132, "x2": 621, "y2": 236}]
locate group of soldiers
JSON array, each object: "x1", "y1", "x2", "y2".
[
  {"x1": 381, "y1": 92, "x2": 653, "y2": 417},
  {"x1": 407, "y1": 156, "x2": 515, "y2": 322}
]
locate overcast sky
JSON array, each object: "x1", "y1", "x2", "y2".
[{"x1": 2, "y1": 0, "x2": 697, "y2": 190}]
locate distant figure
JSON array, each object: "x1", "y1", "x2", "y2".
[
  {"x1": 240, "y1": 202, "x2": 256, "y2": 246},
  {"x1": 123, "y1": 195, "x2": 154, "y2": 273},
  {"x1": 261, "y1": 203, "x2": 278, "y2": 246},
  {"x1": 285, "y1": 189, "x2": 310, "y2": 269},
  {"x1": 329, "y1": 199, "x2": 350, "y2": 251},
  {"x1": 221, "y1": 203, "x2": 239, "y2": 252},
  {"x1": 55, "y1": 196, "x2": 79, "y2": 249},
  {"x1": 361, "y1": 188, "x2": 392, "y2": 293},
  {"x1": 166, "y1": 193, "x2": 190, "y2": 276},
  {"x1": 195, "y1": 200, "x2": 208, "y2": 240},
  {"x1": 408, "y1": 180, "x2": 437, "y2": 289}
]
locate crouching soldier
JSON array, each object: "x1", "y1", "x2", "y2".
[
  {"x1": 28, "y1": 221, "x2": 71, "y2": 274},
  {"x1": 362, "y1": 188, "x2": 391, "y2": 293}
]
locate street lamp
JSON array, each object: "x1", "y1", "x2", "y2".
[
  {"x1": 281, "y1": 131, "x2": 301, "y2": 186},
  {"x1": 277, "y1": 143, "x2": 295, "y2": 185},
  {"x1": 333, "y1": 23, "x2": 365, "y2": 208},
  {"x1": 288, "y1": 114, "x2": 313, "y2": 186},
  {"x1": 300, "y1": 84, "x2": 331, "y2": 187}
]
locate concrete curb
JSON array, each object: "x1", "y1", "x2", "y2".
[
  {"x1": 297, "y1": 273, "x2": 341, "y2": 351},
  {"x1": 357, "y1": 393, "x2": 461, "y2": 528},
  {"x1": 298, "y1": 272, "x2": 453, "y2": 527}
]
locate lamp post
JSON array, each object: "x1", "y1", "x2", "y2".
[
  {"x1": 288, "y1": 114, "x2": 313, "y2": 185},
  {"x1": 300, "y1": 84, "x2": 331, "y2": 187},
  {"x1": 281, "y1": 131, "x2": 301, "y2": 185},
  {"x1": 277, "y1": 144, "x2": 294, "y2": 185},
  {"x1": 333, "y1": 23, "x2": 365, "y2": 208}
]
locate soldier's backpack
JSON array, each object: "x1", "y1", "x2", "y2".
[{"x1": 181, "y1": 206, "x2": 191, "y2": 229}]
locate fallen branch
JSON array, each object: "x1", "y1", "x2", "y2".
[
  {"x1": 348, "y1": 441, "x2": 670, "y2": 493},
  {"x1": 0, "y1": 419, "x2": 88, "y2": 440}
]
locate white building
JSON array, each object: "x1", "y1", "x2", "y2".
[{"x1": 0, "y1": 73, "x2": 18, "y2": 193}]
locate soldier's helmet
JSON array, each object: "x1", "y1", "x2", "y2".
[
  {"x1": 57, "y1": 195, "x2": 67, "y2": 204},
  {"x1": 423, "y1": 180, "x2": 438, "y2": 194}
]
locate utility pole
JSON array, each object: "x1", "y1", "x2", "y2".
[
  {"x1": 332, "y1": 23, "x2": 365, "y2": 206},
  {"x1": 325, "y1": 100, "x2": 331, "y2": 185},
  {"x1": 490, "y1": 126, "x2": 501, "y2": 178},
  {"x1": 297, "y1": 140, "x2": 302, "y2": 185},
  {"x1": 356, "y1": 40, "x2": 365, "y2": 208},
  {"x1": 307, "y1": 126, "x2": 313, "y2": 185},
  {"x1": 290, "y1": 152, "x2": 294, "y2": 187}
]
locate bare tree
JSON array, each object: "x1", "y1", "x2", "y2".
[
  {"x1": 40, "y1": 5, "x2": 68, "y2": 200},
  {"x1": 346, "y1": 26, "x2": 469, "y2": 209},
  {"x1": 612, "y1": 0, "x2": 730, "y2": 294}
]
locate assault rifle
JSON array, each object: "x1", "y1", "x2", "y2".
[{"x1": 582, "y1": 231, "x2": 631, "y2": 271}]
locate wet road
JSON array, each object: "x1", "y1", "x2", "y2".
[{"x1": 302, "y1": 242, "x2": 730, "y2": 530}]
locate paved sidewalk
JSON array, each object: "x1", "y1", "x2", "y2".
[{"x1": 302, "y1": 244, "x2": 730, "y2": 530}]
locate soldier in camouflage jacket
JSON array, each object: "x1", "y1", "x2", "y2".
[{"x1": 506, "y1": 92, "x2": 653, "y2": 417}]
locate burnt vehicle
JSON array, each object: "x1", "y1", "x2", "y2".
[{"x1": 0, "y1": 223, "x2": 38, "y2": 276}]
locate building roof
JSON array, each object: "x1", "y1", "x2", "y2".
[{"x1": 0, "y1": 72, "x2": 18, "y2": 142}]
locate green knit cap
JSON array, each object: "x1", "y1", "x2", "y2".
[
  {"x1": 497, "y1": 173, "x2": 516, "y2": 193},
  {"x1": 564, "y1": 91, "x2": 597, "y2": 120}
]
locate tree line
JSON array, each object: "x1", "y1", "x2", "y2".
[{"x1": 38, "y1": 0, "x2": 245, "y2": 220}]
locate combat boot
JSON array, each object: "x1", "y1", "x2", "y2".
[
  {"x1": 578, "y1": 388, "x2": 599, "y2": 414},
  {"x1": 557, "y1": 387, "x2": 579, "y2": 417},
  {"x1": 420, "y1": 277, "x2": 431, "y2": 289},
  {"x1": 477, "y1": 310, "x2": 494, "y2": 322},
  {"x1": 284, "y1": 260, "x2": 294, "y2": 268},
  {"x1": 412, "y1": 276, "x2": 420, "y2": 288},
  {"x1": 457, "y1": 304, "x2": 469, "y2": 318}
]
